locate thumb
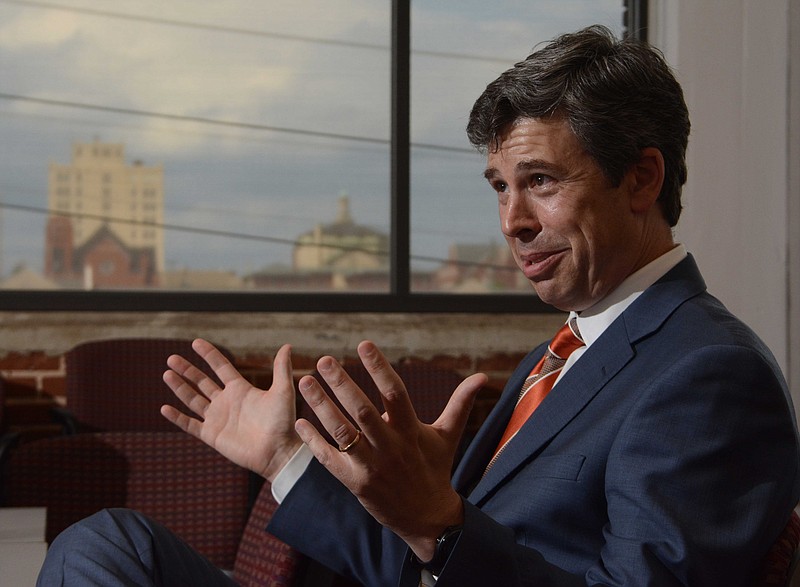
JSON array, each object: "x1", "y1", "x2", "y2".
[{"x1": 433, "y1": 372, "x2": 487, "y2": 445}]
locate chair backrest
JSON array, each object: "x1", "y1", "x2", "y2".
[
  {"x1": 65, "y1": 337, "x2": 235, "y2": 432},
  {"x1": 394, "y1": 361, "x2": 463, "y2": 424},
  {"x1": 233, "y1": 480, "x2": 303, "y2": 587},
  {"x1": 791, "y1": 546, "x2": 800, "y2": 587},
  {"x1": 394, "y1": 361, "x2": 473, "y2": 462},
  {"x1": 758, "y1": 510, "x2": 800, "y2": 586},
  {"x1": 3, "y1": 431, "x2": 250, "y2": 570}
]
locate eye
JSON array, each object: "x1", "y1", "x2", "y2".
[
  {"x1": 531, "y1": 174, "x2": 552, "y2": 187},
  {"x1": 490, "y1": 180, "x2": 508, "y2": 193}
]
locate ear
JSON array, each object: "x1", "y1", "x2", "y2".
[{"x1": 627, "y1": 147, "x2": 665, "y2": 215}]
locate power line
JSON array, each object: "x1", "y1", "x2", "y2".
[
  {"x1": 0, "y1": 93, "x2": 476, "y2": 154},
  {"x1": 0, "y1": 0, "x2": 515, "y2": 65},
  {"x1": 1, "y1": 201, "x2": 517, "y2": 273},
  {"x1": 0, "y1": 0, "x2": 389, "y2": 52},
  {"x1": 0, "y1": 92, "x2": 387, "y2": 146},
  {"x1": 0, "y1": 107, "x2": 390, "y2": 156}
]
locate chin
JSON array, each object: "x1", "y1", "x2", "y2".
[
  {"x1": 532, "y1": 288, "x2": 560, "y2": 309},
  {"x1": 533, "y1": 287, "x2": 579, "y2": 312}
]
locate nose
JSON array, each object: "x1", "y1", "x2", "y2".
[{"x1": 500, "y1": 191, "x2": 540, "y2": 241}]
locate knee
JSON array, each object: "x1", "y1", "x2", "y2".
[
  {"x1": 39, "y1": 509, "x2": 156, "y2": 585},
  {"x1": 46, "y1": 509, "x2": 136, "y2": 556}
]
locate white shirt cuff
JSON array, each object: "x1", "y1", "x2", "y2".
[{"x1": 271, "y1": 444, "x2": 314, "y2": 503}]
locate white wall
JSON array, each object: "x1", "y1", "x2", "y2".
[{"x1": 650, "y1": 0, "x2": 799, "y2": 422}]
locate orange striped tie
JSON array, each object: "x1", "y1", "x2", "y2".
[{"x1": 491, "y1": 318, "x2": 584, "y2": 461}]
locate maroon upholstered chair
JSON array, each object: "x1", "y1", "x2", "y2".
[
  {"x1": 394, "y1": 361, "x2": 464, "y2": 424},
  {"x1": 394, "y1": 360, "x2": 478, "y2": 465},
  {"x1": 234, "y1": 479, "x2": 368, "y2": 587},
  {"x1": 63, "y1": 337, "x2": 235, "y2": 433},
  {"x1": 233, "y1": 481, "x2": 304, "y2": 586},
  {"x1": 3, "y1": 431, "x2": 250, "y2": 570},
  {"x1": 758, "y1": 509, "x2": 800, "y2": 586}
]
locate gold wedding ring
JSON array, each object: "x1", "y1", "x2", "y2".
[{"x1": 338, "y1": 429, "x2": 362, "y2": 453}]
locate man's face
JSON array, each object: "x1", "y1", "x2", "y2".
[{"x1": 484, "y1": 117, "x2": 647, "y2": 312}]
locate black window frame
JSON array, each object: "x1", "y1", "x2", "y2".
[{"x1": 0, "y1": 0, "x2": 647, "y2": 313}]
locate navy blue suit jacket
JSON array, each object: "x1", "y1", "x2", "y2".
[{"x1": 269, "y1": 255, "x2": 800, "y2": 586}]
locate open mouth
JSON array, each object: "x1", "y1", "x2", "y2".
[{"x1": 520, "y1": 249, "x2": 567, "y2": 280}]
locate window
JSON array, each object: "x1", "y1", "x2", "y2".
[{"x1": 0, "y1": 0, "x2": 645, "y2": 311}]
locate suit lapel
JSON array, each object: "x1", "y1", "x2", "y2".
[
  {"x1": 452, "y1": 349, "x2": 541, "y2": 494},
  {"x1": 466, "y1": 322, "x2": 633, "y2": 505},
  {"x1": 456, "y1": 254, "x2": 708, "y2": 506}
]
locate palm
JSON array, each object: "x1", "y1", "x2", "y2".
[
  {"x1": 195, "y1": 378, "x2": 286, "y2": 473},
  {"x1": 162, "y1": 339, "x2": 301, "y2": 481}
]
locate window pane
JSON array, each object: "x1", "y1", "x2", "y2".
[
  {"x1": 0, "y1": 1, "x2": 391, "y2": 292},
  {"x1": 410, "y1": 1, "x2": 626, "y2": 293}
]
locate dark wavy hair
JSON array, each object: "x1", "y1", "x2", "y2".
[{"x1": 466, "y1": 25, "x2": 689, "y2": 227}]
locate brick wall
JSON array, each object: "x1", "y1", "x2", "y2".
[
  {"x1": 0, "y1": 310, "x2": 565, "y2": 437},
  {"x1": 1, "y1": 351, "x2": 66, "y2": 437}
]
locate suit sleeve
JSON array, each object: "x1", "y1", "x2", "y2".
[
  {"x1": 589, "y1": 344, "x2": 799, "y2": 585},
  {"x1": 268, "y1": 456, "x2": 407, "y2": 586}
]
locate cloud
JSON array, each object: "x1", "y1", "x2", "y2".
[
  {"x1": 0, "y1": 6, "x2": 79, "y2": 48},
  {"x1": 0, "y1": 0, "x2": 389, "y2": 153}
]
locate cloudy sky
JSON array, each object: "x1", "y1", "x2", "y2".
[{"x1": 0, "y1": 0, "x2": 624, "y2": 281}]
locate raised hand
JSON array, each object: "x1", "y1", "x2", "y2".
[
  {"x1": 294, "y1": 340, "x2": 487, "y2": 561},
  {"x1": 161, "y1": 338, "x2": 303, "y2": 482}
]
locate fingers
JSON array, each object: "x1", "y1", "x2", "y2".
[
  {"x1": 295, "y1": 418, "x2": 348, "y2": 471},
  {"x1": 297, "y1": 366, "x2": 375, "y2": 451},
  {"x1": 271, "y1": 343, "x2": 295, "y2": 400},
  {"x1": 162, "y1": 366, "x2": 212, "y2": 420},
  {"x1": 164, "y1": 340, "x2": 222, "y2": 401},
  {"x1": 190, "y1": 338, "x2": 242, "y2": 386},
  {"x1": 294, "y1": 374, "x2": 367, "y2": 478},
  {"x1": 160, "y1": 338, "x2": 252, "y2": 430},
  {"x1": 159, "y1": 403, "x2": 202, "y2": 438},
  {"x1": 301, "y1": 341, "x2": 477, "y2": 451},
  {"x1": 162, "y1": 338, "x2": 259, "y2": 412},
  {"x1": 434, "y1": 372, "x2": 486, "y2": 444},
  {"x1": 357, "y1": 341, "x2": 417, "y2": 429}
]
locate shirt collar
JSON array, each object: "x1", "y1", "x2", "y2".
[{"x1": 571, "y1": 244, "x2": 687, "y2": 348}]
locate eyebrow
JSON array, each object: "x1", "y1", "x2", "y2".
[{"x1": 483, "y1": 158, "x2": 565, "y2": 181}]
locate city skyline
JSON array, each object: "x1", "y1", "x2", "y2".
[
  {"x1": 0, "y1": 0, "x2": 625, "y2": 284},
  {"x1": 5, "y1": 136, "x2": 524, "y2": 292}
]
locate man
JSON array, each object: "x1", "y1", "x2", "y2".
[{"x1": 39, "y1": 26, "x2": 799, "y2": 586}]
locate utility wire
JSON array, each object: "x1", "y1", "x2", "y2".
[
  {"x1": 2, "y1": 201, "x2": 517, "y2": 272},
  {"x1": 0, "y1": 93, "x2": 477, "y2": 154},
  {"x1": 0, "y1": 0, "x2": 515, "y2": 65}
]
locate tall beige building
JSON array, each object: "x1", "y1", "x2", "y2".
[{"x1": 47, "y1": 140, "x2": 165, "y2": 273}]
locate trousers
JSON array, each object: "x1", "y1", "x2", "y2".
[{"x1": 37, "y1": 508, "x2": 237, "y2": 587}]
